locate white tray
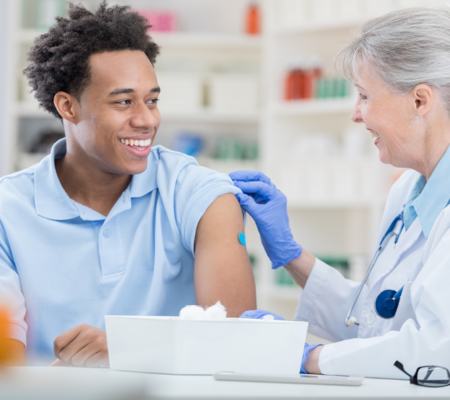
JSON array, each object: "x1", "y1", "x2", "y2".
[{"x1": 105, "y1": 316, "x2": 307, "y2": 375}]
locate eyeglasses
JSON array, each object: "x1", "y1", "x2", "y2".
[{"x1": 394, "y1": 361, "x2": 450, "y2": 387}]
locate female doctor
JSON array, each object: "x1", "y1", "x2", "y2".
[{"x1": 232, "y1": 6, "x2": 450, "y2": 379}]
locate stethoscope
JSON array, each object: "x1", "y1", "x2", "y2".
[{"x1": 345, "y1": 213, "x2": 405, "y2": 327}]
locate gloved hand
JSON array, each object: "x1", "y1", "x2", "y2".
[
  {"x1": 230, "y1": 170, "x2": 302, "y2": 269},
  {"x1": 239, "y1": 309, "x2": 286, "y2": 320},
  {"x1": 239, "y1": 310, "x2": 322, "y2": 374}
]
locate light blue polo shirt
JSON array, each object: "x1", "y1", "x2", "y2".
[{"x1": 0, "y1": 139, "x2": 240, "y2": 363}]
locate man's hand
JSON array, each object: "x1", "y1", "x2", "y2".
[{"x1": 52, "y1": 324, "x2": 109, "y2": 367}]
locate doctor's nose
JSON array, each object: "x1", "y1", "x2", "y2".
[{"x1": 351, "y1": 102, "x2": 363, "y2": 124}]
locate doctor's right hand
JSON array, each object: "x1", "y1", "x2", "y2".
[{"x1": 230, "y1": 171, "x2": 302, "y2": 269}]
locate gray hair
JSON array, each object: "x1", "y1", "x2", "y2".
[{"x1": 336, "y1": 6, "x2": 450, "y2": 113}]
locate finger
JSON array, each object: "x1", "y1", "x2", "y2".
[
  {"x1": 70, "y1": 340, "x2": 107, "y2": 367},
  {"x1": 50, "y1": 358, "x2": 69, "y2": 367},
  {"x1": 54, "y1": 324, "x2": 85, "y2": 358},
  {"x1": 229, "y1": 170, "x2": 272, "y2": 184},
  {"x1": 236, "y1": 193, "x2": 257, "y2": 213},
  {"x1": 234, "y1": 181, "x2": 276, "y2": 200},
  {"x1": 84, "y1": 350, "x2": 110, "y2": 368},
  {"x1": 58, "y1": 327, "x2": 100, "y2": 365}
]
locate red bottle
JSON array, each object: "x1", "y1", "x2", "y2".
[{"x1": 246, "y1": 4, "x2": 260, "y2": 35}]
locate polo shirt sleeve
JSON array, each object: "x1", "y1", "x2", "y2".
[
  {"x1": 0, "y1": 219, "x2": 27, "y2": 346},
  {"x1": 174, "y1": 162, "x2": 241, "y2": 255}
]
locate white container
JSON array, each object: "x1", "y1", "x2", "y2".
[
  {"x1": 208, "y1": 74, "x2": 259, "y2": 114},
  {"x1": 156, "y1": 72, "x2": 204, "y2": 113},
  {"x1": 106, "y1": 316, "x2": 307, "y2": 375}
]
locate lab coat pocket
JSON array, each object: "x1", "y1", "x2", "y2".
[{"x1": 391, "y1": 280, "x2": 417, "y2": 331}]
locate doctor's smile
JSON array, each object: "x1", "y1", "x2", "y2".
[{"x1": 1, "y1": 0, "x2": 450, "y2": 392}]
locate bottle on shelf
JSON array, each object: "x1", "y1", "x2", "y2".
[
  {"x1": 284, "y1": 57, "x2": 324, "y2": 101},
  {"x1": 245, "y1": 3, "x2": 261, "y2": 35},
  {"x1": 0, "y1": 307, "x2": 11, "y2": 367}
]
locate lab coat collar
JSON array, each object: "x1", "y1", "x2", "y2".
[
  {"x1": 404, "y1": 144, "x2": 450, "y2": 239},
  {"x1": 35, "y1": 138, "x2": 158, "y2": 221}
]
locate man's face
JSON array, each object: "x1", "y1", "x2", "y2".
[{"x1": 74, "y1": 50, "x2": 161, "y2": 175}]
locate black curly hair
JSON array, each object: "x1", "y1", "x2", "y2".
[{"x1": 24, "y1": 1, "x2": 160, "y2": 119}]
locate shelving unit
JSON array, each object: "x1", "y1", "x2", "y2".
[{"x1": 2, "y1": 0, "x2": 427, "y2": 320}]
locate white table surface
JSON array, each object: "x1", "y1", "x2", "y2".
[{"x1": 7, "y1": 367, "x2": 450, "y2": 400}]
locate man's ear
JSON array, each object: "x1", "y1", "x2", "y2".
[
  {"x1": 412, "y1": 84, "x2": 434, "y2": 117},
  {"x1": 54, "y1": 92, "x2": 80, "y2": 123}
]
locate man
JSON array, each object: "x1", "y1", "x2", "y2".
[{"x1": 0, "y1": 2, "x2": 256, "y2": 367}]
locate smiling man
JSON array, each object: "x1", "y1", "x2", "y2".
[{"x1": 0, "y1": 2, "x2": 256, "y2": 366}]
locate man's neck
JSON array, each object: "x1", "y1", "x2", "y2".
[{"x1": 55, "y1": 151, "x2": 132, "y2": 217}]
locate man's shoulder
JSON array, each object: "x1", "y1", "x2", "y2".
[{"x1": 0, "y1": 165, "x2": 37, "y2": 198}]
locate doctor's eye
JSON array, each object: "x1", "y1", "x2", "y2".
[{"x1": 359, "y1": 93, "x2": 368, "y2": 100}]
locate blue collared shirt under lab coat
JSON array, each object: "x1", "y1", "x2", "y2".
[
  {"x1": 0, "y1": 139, "x2": 240, "y2": 363},
  {"x1": 403, "y1": 144, "x2": 450, "y2": 238}
]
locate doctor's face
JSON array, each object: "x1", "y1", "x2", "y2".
[{"x1": 350, "y1": 61, "x2": 420, "y2": 168}]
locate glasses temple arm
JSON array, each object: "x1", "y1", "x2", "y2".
[{"x1": 394, "y1": 361, "x2": 413, "y2": 378}]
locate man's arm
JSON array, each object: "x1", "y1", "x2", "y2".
[{"x1": 194, "y1": 193, "x2": 257, "y2": 317}]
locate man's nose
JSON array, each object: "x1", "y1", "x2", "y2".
[{"x1": 130, "y1": 102, "x2": 159, "y2": 130}]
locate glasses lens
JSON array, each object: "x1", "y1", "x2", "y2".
[{"x1": 417, "y1": 367, "x2": 450, "y2": 387}]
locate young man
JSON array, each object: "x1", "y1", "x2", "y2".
[{"x1": 0, "y1": 2, "x2": 256, "y2": 366}]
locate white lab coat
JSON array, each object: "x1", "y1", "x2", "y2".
[{"x1": 295, "y1": 169, "x2": 450, "y2": 379}]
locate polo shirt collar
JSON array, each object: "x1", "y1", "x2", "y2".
[
  {"x1": 403, "y1": 144, "x2": 450, "y2": 239},
  {"x1": 35, "y1": 139, "x2": 159, "y2": 221}
]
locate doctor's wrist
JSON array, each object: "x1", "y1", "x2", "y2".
[
  {"x1": 284, "y1": 249, "x2": 316, "y2": 289},
  {"x1": 304, "y1": 345, "x2": 323, "y2": 375}
]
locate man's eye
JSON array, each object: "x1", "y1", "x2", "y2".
[
  {"x1": 117, "y1": 100, "x2": 131, "y2": 105},
  {"x1": 147, "y1": 98, "x2": 160, "y2": 105}
]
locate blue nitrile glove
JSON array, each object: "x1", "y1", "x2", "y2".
[
  {"x1": 239, "y1": 309, "x2": 285, "y2": 320},
  {"x1": 230, "y1": 171, "x2": 302, "y2": 269},
  {"x1": 239, "y1": 310, "x2": 322, "y2": 374}
]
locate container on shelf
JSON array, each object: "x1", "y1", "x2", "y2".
[
  {"x1": 156, "y1": 72, "x2": 204, "y2": 114},
  {"x1": 245, "y1": 3, "x2": 261, "y2": 35},
  {"x1": 208, "y1": 73, "x2": 259, "y2": 114},
  {"x1": 137, "y1": 9, "x2": 178, "y2": 32}
]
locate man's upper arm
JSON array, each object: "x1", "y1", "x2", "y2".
[{"x1": 194, "y1": 193, "x2": 256, "y2": 317}]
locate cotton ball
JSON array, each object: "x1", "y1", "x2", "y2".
[
  {"x1": 262, "y1": 314, "x2": 275, "y2": 321},
  {"x1": 205, "y1": 301, "x2": 227, "y2": 320},
  {"x1": 179, "y1": 305, "x2": 206, "y2": 320}
]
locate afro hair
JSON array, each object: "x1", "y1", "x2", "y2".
[{"x1": 24, "y1": 1, "x2": 160, "y2": 119}]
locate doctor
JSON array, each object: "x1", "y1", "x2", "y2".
[{"x1": 232, "y1": 6, "x2": 450, "y2": 379}]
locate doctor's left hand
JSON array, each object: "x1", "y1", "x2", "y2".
[{"x1": 51, "y1": 324, "x2": 109, "y2": 367}]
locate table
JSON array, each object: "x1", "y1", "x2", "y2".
[{"x1": 4, "y1": 368, "x2": 450, "y2": 400}]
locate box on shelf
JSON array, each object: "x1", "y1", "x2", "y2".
[
  {"x1": 156, "y1": 73, "x2": 204, "y2": 114},
  {"x1": 106, "y1": 315, "x2": 307, "y2": 375},
  {"x1": 208, "y1": 74, "x2": 259, "y2": 114}
]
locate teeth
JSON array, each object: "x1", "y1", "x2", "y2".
[
  {"x1": 371, "y1": 131, "x2": 380, "y2": 139},
  {"x1": 120, "y1": 138, "x2": 152, "y2": 147}
]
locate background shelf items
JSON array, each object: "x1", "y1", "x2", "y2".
[{"x1": 3, "y1": 0, "x2": 418, "y2": 323}]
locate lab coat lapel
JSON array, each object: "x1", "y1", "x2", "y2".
[{"x1": 372, "y1": 219, "x2": 423, "y2": 286}]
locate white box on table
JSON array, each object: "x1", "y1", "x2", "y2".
[{"x1": 105, "y1": 316, "x2": 307, "y2": 375}]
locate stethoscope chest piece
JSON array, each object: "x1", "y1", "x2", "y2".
[{"x1": 375, "y1": 288, "x2": 403, "y2": 319}]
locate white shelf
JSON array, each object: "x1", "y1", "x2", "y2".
[
  {"x1": 17, "y1": 29, "x2": 262, "y2": 50},
  {"x1": 271, "y1": 17, "x2": 368, "y2": 36},
  {"x1": 272, "y1": 98, "x2": 356, "y2": 117},
  {"x1": 287, "y1": 199, "x2": 385, "y2": 210},
  {"x1": 151, "y1": 32, "x2": 262, "y2": 49},
  {"x1": 160, "y1": 109, "x2": 260, "y2": 124}
]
